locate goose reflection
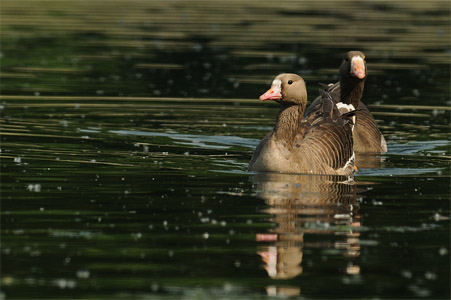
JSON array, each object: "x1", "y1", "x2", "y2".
[{"x1": 252, "y1": 173, "x2": 361, "y2": 297}]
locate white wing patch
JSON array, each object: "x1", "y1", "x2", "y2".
[
  {"x1": 338, "y1": 152, "x2": 355, "y2": 172},
  {"x1": 336, "y1": 102, "x2": 356, "y2": 131}
]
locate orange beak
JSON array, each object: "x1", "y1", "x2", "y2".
[
  {"x1": 351, "y1": 57, "x2": 366, "y2": 79},
  {"x1": 259, "y1": 86, "x2": 282, "y2": 101}
]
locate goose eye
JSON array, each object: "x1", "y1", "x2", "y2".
[{"x1": 288, "y1": 80, "x2": 293, "y2": 85}]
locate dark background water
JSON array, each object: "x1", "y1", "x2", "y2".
[{"x1": 1, "y1": 0, "x2": 450, "y2": 299}]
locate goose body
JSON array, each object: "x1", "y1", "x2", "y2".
[
  {"x1": 305, "y1": 51, "x2": 387, "y2": 153},
  {"x1": 248, "y1": 73, "x2": 355, "y2": 175}
]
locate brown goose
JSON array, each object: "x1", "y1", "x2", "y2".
[
  {"x1": 305, "y1": 51, "x2": 387, "y2": 153},
  {"x1": 248, "y1": 73, "x2": 355, "y2": 175}
]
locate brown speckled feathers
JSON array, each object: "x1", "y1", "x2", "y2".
[{"x1": 296, "y1": 91, "x2": 354, "y2": 171}]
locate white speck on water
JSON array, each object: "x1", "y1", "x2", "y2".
[
  {"x1": 202, "y1": 232, "x2": 209, "y2": 239},
  {"x1": 225, "y1": 238, "x2": 230, "y2": 244},
  {"x1": 39, "y1": 207, "x2": 45, "y2": 211},
  {"x1": 401, "y1": 270, "x2": 412, "y2": 278},
  {"x1": 81, "y1": 135, "x2": 90, "y2": 139},
  {"x1": 298, "y1": 56, "x2": 307, "y2": 64},
  {"x1": 168, "y1": 250, "x2": 174, "y2": 257},
  {"x1": 14, "y1": 157, "x2": 21, "y2": 163},
  {"x1": 151, "y1": 283, "x2": 159, "y2": 292},
  {"x1": 27, "y1": 184, "x2": 41, "y2": 192},
  {"x1": 184, "y1": 151, "x2": 189, "y2": 155},
  {"x1": 34, "y1": 92, "x2": 40, "y2": 97},
  {"x1": 200, "y1": 217, "x2": 210, "y2": 223},
  {"x1": 234, "y1": 260, "x2": 241, "y2": 268},
  {"x1": 425, "y1": 271, "x2": 437, "y2": 280},
  {"x1": 220, "y1": 221, "x2": 227, "y2": 227},
  {"x1": 162, "y1": 152, "x2": 169, "y2": 155},
  {"x1": 131, "y1": 233, "x2": 142, "y2": 240},
  {"x1": 55, "y1": 278, "x2": 76, "y2": 289},
  {"x1": 408, "y1": 284, "x2": 430, "y2": 297},
  {"x1": 229, "y1": 229, "x2": 235, "y2": 235},
  {"x1": 371, "y1": 199, "x2": 383, "y2": 206},
  {"x1": 246, "y1": 219, "x2": 253, "y2": 224},
  {"x1": 439, "y1": 247, "x2": 448, "y2": 256},
  {"x1": 223, "y1": 282, "x2": 234, "y2": 293},
  {"x1": 148, "y1": 224, "x2": 154, "y2": 230},
  {"x1": 64, "y1": 257, "x2": 71, "y2": 265},
  {"x1": 90, "y1": 159, "x2": 96, "y2": 163},
  {"x1": 76, "y1": 270, "x2": 90, "y2": 279},
  {"x1": 207, "y1": 209, "x2": 212, "y2": 214},
  {"x1": 163, "y1": 221, "x2": 168, "y2": 226}
]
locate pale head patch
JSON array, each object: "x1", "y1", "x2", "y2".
[
  {"x1": 271, "y1": 78, "x2": 282, "y2": 89},
  {"x1": 351, "y1": 55, "x2": 364, "y2": 65}
]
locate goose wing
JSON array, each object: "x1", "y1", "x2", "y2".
[{"x1": 295, "y1": 91, "x2": 354, "y2": 171}]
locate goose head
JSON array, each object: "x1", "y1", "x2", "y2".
[
  {"x1": 259, "y1": 73, "x2": 307, "y2": 107},
  {"x1": 340, "y1": 51, "x2": 367, "y2": 81}
]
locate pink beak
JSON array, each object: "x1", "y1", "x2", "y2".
[
  {"x1": 351, "y1": 57, "x2": 366, "y2": 79},
  {"x1": 259, "y1": 86, "x2": 282, "y2": 101}
]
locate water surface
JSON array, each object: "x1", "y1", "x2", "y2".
[{"x1": 1, "y1": 0, "x2": 450, "y2": 299}]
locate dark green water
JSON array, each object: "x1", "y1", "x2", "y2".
[{"x1": 1, "y1": 1, "x2": 450, "y2": 299}]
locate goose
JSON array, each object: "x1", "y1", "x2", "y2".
[
  {"x1": 248, "y1": 73, "x2": 355, "y2": 175},
  {"x1": 306, "y1": 51, "x2": 387, "y2": 153}
]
